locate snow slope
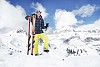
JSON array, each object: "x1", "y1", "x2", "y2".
[{"x1": 0, "y1": 29, "x2": 100, "y2": 67}]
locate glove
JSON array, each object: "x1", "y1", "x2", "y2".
[
  {"x1": 25, "y1": 14, "x2": 35, "y2": 20},
  {"x1": 25, "y1": 15, "x2": 30, "y2": 20},
  {"x1": 45, "y1": 23, "x2": 49, "y2": 30},
  {"x1": 44, "y1": 23, "x2": 49, "y2": 31}
]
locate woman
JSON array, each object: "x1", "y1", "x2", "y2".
[{"x1": 33, "y1": 11, "x2": 49, "y2": 56}]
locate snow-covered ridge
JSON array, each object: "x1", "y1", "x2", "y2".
[
  {"x1": 48, "y1": 28, "x2": 100, "y2": 57},
  {"x1": 0, "y1": 31, "x2": 27, "y2": 56},
  {"x1": 55, "y1": 28, "x2": 100, "y2": 32},
  {"x1": 0, "y1": 28, "x2": 100, "y2": 57}
]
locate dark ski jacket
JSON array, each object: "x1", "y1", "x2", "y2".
[{"x1": 35, "y1": 15, "x2": 45, "y2": 34}]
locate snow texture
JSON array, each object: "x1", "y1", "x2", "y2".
[{"x1": 0, "y1": 28, "x2": 100, "y2": 67}]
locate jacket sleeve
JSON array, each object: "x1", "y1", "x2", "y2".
[{"x1": 41, "y1": 18, "x2": 45, "y2": 29}]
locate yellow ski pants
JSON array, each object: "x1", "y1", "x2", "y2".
[{"x1": 34, "y1": 33, "x2": 48, "y2": 54}]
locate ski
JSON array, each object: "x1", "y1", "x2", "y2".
[
  {"x1": 31, "y1": 34, "x2": 34, "y2": 55},
  {"x1": 25, "y1": 14, "x2": 36, "y2": 55},
  {"x1": 31, "y1": 14, "x2": 36, "y2": 55},
  {"x1": 27, "y1": 16, "x2": 31, "y2": 55}
]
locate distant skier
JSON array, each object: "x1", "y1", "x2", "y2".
[{"x1": 33, "y1": 11, "x2": 49, "y2": 56}]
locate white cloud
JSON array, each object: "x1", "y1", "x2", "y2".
[
  {"x1": 31, "y1": 2, "x2": 49, "y2": 19},
  {"x1": 72, "y1": 4, "x2": 96, "y2": 17},
  {"x1": 0, "y1": 0, "x2": 26, "y2": 33},
  {"x1": 54, "y1": 4, "x2": 99, "y2": 30},
  {"x1": 75, "y1": 20, "x2": 84, "y2": 26},
  {"x1": 77, "y1": 18, "x2": 100, "y2": 30},
  {"x1": 54, "y1": 9, "x2": 77, "y2": 29}
]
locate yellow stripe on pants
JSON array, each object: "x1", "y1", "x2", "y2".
[{"x1": 34, "y1": 33, "x2": 48, "y2": 54}]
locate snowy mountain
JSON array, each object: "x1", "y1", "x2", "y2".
[
  {"x1": 0, "y1": 28, "x2": 100, "y2": 67},
  {"x1": 48, "y1": 28, "x2": 100, "y2": 57}
]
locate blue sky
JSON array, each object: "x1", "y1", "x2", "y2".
[{"x1": 7, "y1": 0, "x2": 100, "y2": 28}]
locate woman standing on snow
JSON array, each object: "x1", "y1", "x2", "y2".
[{"x1": 33, "y1": 11, "x2": 49, "y2": 56}]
